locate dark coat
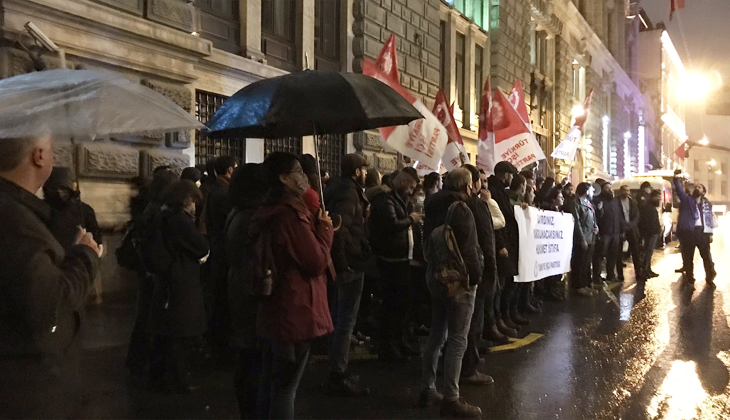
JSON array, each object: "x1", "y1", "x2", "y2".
[
  {"x1": 249, "y1": 193, "x2": 334, "y2": 343},
  {"x1": 206, "y1": 177, "x2": 232, "y2": 242},
  {"x1": 488, "y1": 175, "x2": 518, "y2": 277},
  {"x1": 47, "y1": 198, "x2": 103, "y2": 253},
  {"x1": 618, "y1": 195, "x2": 640, "y2": 233},
  {"x1": 0, "y1": 178, "x2": 99, "y2": 418},
  {"x1": 466, "y1": 195, "x2": 497, "y2": 283},
  {"x1": 324, "y1": 176, "x2": 369, "y2": 273},
  {"x1": 423, "y1": 190, "x2": 483, "y2": 286},
  {"x1": 368, "y1": 182, "x2": 414, "y2": 260},
  {"x1": 673, "y1": 177, "x2": 700, "y2": 233},
  {"x1": 593, "y1": 193, "x2": 623, "y2": 236},
  {"x1": 638, "y1": 198, "x2": 662, "y2": 236},
  {"x1": 565, "y1": 196, "x2": 598, "y2": 245},
  {"x1": 148, "y1": 209, "x2": 209, "y2": 337},
  {"x1": 225, "y1": 196, "x2": 263, "y2": 349}
]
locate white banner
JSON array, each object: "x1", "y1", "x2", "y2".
[
  {"x1": 551, "y1": 125, "x2": 582, "y2": 161},
  {"x1": 514, "y1": 206, "x2": 575, "y2": 282}
]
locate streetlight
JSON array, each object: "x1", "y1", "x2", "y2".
[
  {"x1": 677, "y1": 73, "x2": 713, "y2": 102},
  {"x1": 571, "y1": 104, "x2": 585, "y2": 118},
  {"x1": 716, "y1": 170, "x2": 722, "y2": 175},
  {"x1": 709, "y1": 158, "x2": 717, "y2": 166},
  {"x1": 699, "y1": 137, "x2": 709, "y2": 146}
]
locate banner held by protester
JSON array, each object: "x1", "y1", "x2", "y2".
[{"x1": 514, "y1": 206, "x2": 574, "y2": 282}]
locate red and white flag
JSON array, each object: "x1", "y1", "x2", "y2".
[
  {"x1": 476, "y1": 77, "x2": 496, "y2": 174},
  {"x1": 491, "y1": 89, "x2": 544, "y2": 170},
  {"x1": 362, "y1": 35, "x2": 448, "y2": 169},
  {"x1": 433, "y1": 90, "x2": 468, "y2": 170},
  {"x1": 552, "y1": 89, "x2": 594, "y2": 161},
  {"x1": 508, "y1": 80, "x2": 533, "y2": 134}
]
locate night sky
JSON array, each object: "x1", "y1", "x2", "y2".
[{"x1": 640, "y1": 0, "x2": 730, "y2": 148}]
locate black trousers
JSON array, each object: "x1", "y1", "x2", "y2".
[
  {"x1": 411, "y1": 264, "x2": 430, "y2": 328},
  {"x1": 621, "y1": 229, "x2": 642, "y2": 278},
  {"x1": 377, "y1": 259, "x2": 412, "y2": 353},
  {"x1": 499, "y1": 275, "x2": 518, "y2": 320},
  {"x1": 126, "y1": 272, "x2": 155, "y2": 376},
  {"x1": 235, "y1": 347, "x2": 263, "y2": 419},
  {"x1": 149, "y1": 335, "x2": 194, "y2": 391},
  {"x1": 593, "y1": 234, "x2": 621, "y2": 282},
  {"x1": 571, "y1": 242, "x2": 594, "y2": 289},
  {"x1": 462, "y1": 281, "x2": 488, "y2": 377},
  {"x1": 679, "y1": 228, "x2": 715, "y2": 280},
  {"x1": 639, "y1": 233, "x2": 659, "y2": 275}
]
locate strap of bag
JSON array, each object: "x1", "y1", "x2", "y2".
[{"x1": 444, "y1": 201, "x2": 461, "y2": 227}]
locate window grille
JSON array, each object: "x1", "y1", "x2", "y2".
[
  {"x1": 264, "y1": 137, "x2": 302, "y2": 157},
  {"x1": 195, "y1": 90, "x2": 246, "y2": 166},
  {"x1": 317, "y1": 134, "x2": 345, "y2": 177}
]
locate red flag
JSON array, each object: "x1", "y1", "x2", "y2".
[
  {"x1": 476, "y1": 77, "x2": 495, "y2": 174},
  {"x1": 362, "y1": 35, "x2": 448, "y2": 169},
  {"x1": 508, "y1": 80, "x2": 531, "y2": 129},
  {"x1": 433, "y1": 90, "x2": 468, "y2": 170},
  {"x1": 491, "y1": 90, "x2": 545, "y2": 169},
  {"x1": 675, "y1": 142, "x2": 686, "y2": 159},
  {"x1": 670, "y1": 0, "x2": 685, "y2": 20},
  {"x1": 574, "y1": 89, "x2": 595, "y2": 130}
]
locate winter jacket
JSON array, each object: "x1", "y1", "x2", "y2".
[
  {"x1": 368, "y1": 181, "x2": 414, "y2": 260},
  {"x1": 466, "y1": 195, "x2": 498, "y2": 283},
  {"x1": 638, "y1": 198, "x2": 662, "y2": 237},
  {"x1": 206, "y1": 177, "x2": 232, "y2": 242},
  {"x1": 488, "y1": 175, "x2": 518, "y2": 277},
  {"x1": 593, "y1": 193, "x2": 622, "y2": 236},
  {"x1": 147, "y1": 209, "x2": 209, "y2": 337},
  {"x1": 249, "y1": 193, "x2": 334, "y2": 342},
  {"x1": 618, "y1": 195, "x2": 640, "y2": 233},
  {"x1": 673, "y1": 177, "x2": 701, "y2": 233},
  {"x1": 0, "y1": 178, "x2": 99, "y2": 418},
  {"x1": 565, "y1": 196, "x2": 598, "y2": 245},
  {"x1": 225, "y1": 195, "x2": 263, "y2": 349},
  {"x1": 47, "y1": 198, "x2": 103, "y2": 254},
  {"x1": 487, "y1": 198, "x2": 506, "y2": 229},
  {"x1": 324, "y1": 176, "x2": 369, "y2": 273},
  {"x1": 423, "y1": 190, "x2": 484, "y2": 286}
]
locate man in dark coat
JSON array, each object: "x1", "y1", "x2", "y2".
[
  {"x1": 0, "y1": 132, "x2": 101, "y2": 418},
  {"x1": 565, "y1": 182, "x2": 599, "y2": 295},
  {"x1": 592, "y1": 180, "x2": 623, "y2": 283},
  {"x1": 461, "y1": 164, "x2": 503, "y2": 385},
  {"x1": 368, "y1": 167, "x2": 422, "y2": 362},
  {"x1": 205, "y1": 155, "x2": 238, "y2": 349},
  {"x1": 638, "y1": 187, "x2": 662, "y2": 279},
  {"x1": 487, "y1": 161, "x2": 521, "y2": 332},
  {"x1": 323, "y1": 154, "x2": 370, "y2": 395},
  {"x1": 419, "y1": 168, "x2": 484, "y2": 418},
  {"x1": 617, "y1": 185, "x2": 642, "y2": 279}
]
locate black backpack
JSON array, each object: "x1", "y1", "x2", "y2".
[{"x1": 423, "y1": 201, "x2": 471, "y2": 296}]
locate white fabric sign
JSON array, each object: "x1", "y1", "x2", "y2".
[{"x1": 514, "y1": 206, "x2": 575, "y2": 283}]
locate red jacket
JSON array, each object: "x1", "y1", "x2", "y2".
[{"x1": 249, "y1": 193, "x2": 334, "y2": 342}]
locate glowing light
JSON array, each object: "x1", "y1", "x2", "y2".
[
  {"x1": 676, "y1": 73, "x2": 712, "y2": 102},
  {"x1": 647, "y1": 361, "x2": 706, "y2": 419},
  {"x1": 191, "y1": 31, "x2": 199, "y2": 36},
  {"x1": 638, "y1": 116, "x2": 645, "y2": 174},
  {"x1": 709, "y1": 159, "x2": 717, "y2": 166},
  {"x1": 571, "y1": 105, "x2": 585, "y2": 118},
  {"x1": 716, "y1": 170, "x2": 722, "y2": 175},
  {"x1": 699, "y1": 137, "x2": 709, "y2": 146},
  {"x1": 624, "y1": 132, "x2": 632, "y2": 177}
]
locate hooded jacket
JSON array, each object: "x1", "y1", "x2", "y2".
[
  {"x1": 324, "y1": 176, "x2": 369, "y2": 273},
  {"x1": 423, "y1": 190, "x2": 484, "y2": 286},
  {"x1": 249, "y1": 193, "x2": 334, "y2": 342},
  {"x1": 368, "y1": 180, "x2": 413, "y2": 260}
]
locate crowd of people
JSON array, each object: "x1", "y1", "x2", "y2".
[{"x1": 0, "y1": 129, "x2": 717, "y2": 418}]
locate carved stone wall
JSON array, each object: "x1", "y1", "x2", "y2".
[
  {"x1": 53, "y1": 141, "x2": 76, "y2": 174},
  {"x1": 145, "y1": 0, "x2": 196, "y2": 33},
  {"x1": 140, "y1": 149, "x2": 190, "y2": 176},
  {"x1": 77, "y1": 142, "x2": 140, "y2": 179},
  {"x1": 139, "y1": 78, "x2": 194, "y2": 148}
]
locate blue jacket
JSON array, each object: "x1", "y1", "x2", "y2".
[{"x1": 673, "y1": 177, "x2": 699, "y2": 233}]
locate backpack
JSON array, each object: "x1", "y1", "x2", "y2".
[
  {"x1": 116, "y1": 221, "x2": 142, "y2": 272},
  {"x1": 245, "y1": 228, "x2": 278, "y2": 297},
  {"x1": 423, "y1": 201, "x2": 470, "y2": 296}
]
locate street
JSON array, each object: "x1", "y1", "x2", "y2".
[{"x1": 78, "y1": 223, "x2": 730, "y2": 420}]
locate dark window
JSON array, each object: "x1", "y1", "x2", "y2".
[
  {"x1": 455, "y1": 33, "x2": 466, "y2": 114},
  {"x1": 439, "y1": 21, "x2": 447, "y2": 91},
  {"x1": 195, "y1": 90, "x2": 246, "y2": 166},
  {"x1": 474, "y1": 45, "x2": 483, "y2": 112},
  {"x1": 194, "y1": 0, "x2": 240, "y2": 54},
  {"x1": 317, "y1": 134, "x2": 345, "y2": 178},
  {"x1": 264, "y1": 137, "x2": 302, "y2": 157},
  {"x1": 262, "y1": 0, "x2": 297, "y2": 71},
  {"x1": 315, "y1": 0, "x2": 341, "y2": 71}
]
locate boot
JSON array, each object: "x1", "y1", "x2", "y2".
[
  {"x1": 511, "y1": 311, "x2": 530, "y2": 326},
  {"x1": 524, "y1": 302, "x2": 541, "y2": 314},
  {"x1": 483, "y1": 324, "x2": 510, "y2": 344},
  {"x1": 502, "y1": 315, "x2": 520, "y2": 331},
  {"x1": 496, "y1": 319, "x2": 518, "y2": 337}
]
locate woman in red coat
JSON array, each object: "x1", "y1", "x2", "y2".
[{"x1": 249, "y1": 152, "x2": 334, "y2": 419}]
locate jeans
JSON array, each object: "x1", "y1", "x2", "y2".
[
  {"x1": 377, "y1": 259, "x2": 412, "y2": 354},
  {"x1": 593, "y1": 234, "x2": 621, "y2": 282},
  {"x1": 639, "y1": 234, "x2": 659, "y2": 275},
  {"x1": 258, "y1": 341, "x2": 310, "y2": 420},
  {"x1": 328, "y1": 271, "x2": 365, "y2": 375},
  {"x1": 461, "y1": 282, "x2": 488, "y2": 377},
  {"x1": 571, "y1": 242, "x2": 594, "y2": 289},
  {"x1": 622, "y1": 229, "x2": 642, "y2": 278},
  {"x1": 421, "y1": 275, "x2": 477, "y2": 402},
  {"x1": 490, "y1": 275, "x2": 506, "y2": 323},
  {"x1": 679, "y1": 228, "x2": 715, "y2": 280}
]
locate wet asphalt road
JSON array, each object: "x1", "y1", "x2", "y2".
[{"x1": 79, "y1": 222, "x2": 730, "y2": 419}]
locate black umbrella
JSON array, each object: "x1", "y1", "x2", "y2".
[{"x1": 204, "y1": 70, "x2": 422, "y2": 139}]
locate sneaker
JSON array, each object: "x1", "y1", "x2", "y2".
[
  {"x1": 417, "y1": 388, "x2": 443, "y2": 408},
  {"x1": 328, "y1": 372, "x2": 370, "y2": 396},
  {"x1": 440, "y1": 398, "x2": 482, "y2": 418},
  {"x1": 647, "y1": 271, "x2": 660, "y2": 278},
  {"x1": 459, "y1": 371, "x2": 494, "y2": 386}
]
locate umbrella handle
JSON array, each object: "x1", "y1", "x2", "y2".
[{"x1": 312, "y1": 125, "x2": 326, "y2": 211}]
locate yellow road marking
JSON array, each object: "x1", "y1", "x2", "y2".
[{"x1": 489, "y1": 333, "x2": 543, "y2": 352}]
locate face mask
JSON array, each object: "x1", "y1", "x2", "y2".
[{"x1": 294, "y1": 174, "x2": 310, "y2": 197}]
